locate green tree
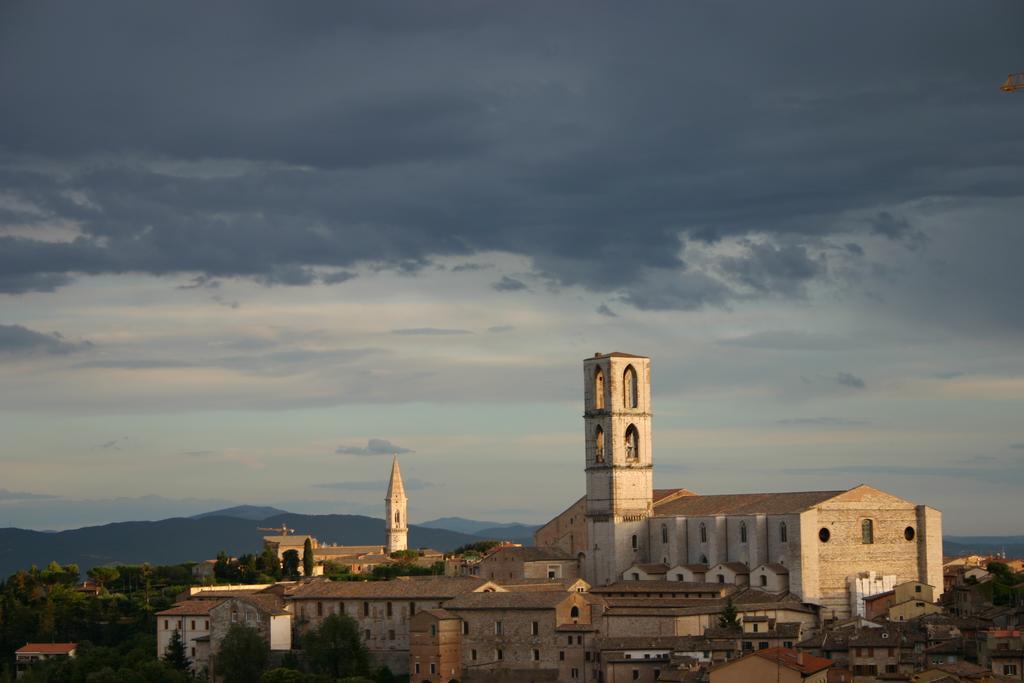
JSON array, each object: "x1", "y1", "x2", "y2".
[
  {"x1": 163, "y1": 628, "x2": 192, "y2": 673},
  {"x1": 87, "y1": 566, "x2": 120, "y2": 591},
  {"x1": 302, "y1": 613, "x2": 369, "y2": 679},
  {"x1": 214, "y1": 551, "x2": 232, "y2": 581},
  {"x1": 258, "y1": 548, "x2": 281, "y2": 580},
  {"x1": 282, "y1": 550, "x2": 301, "y2": 580},
  {"x1": 718, "y1": 596, "x2": 740, "y2": 629},
  {"x1": 260, "y1": 669, "x2": 312, "y2": 683},
  {"x1": 216, "y1": 625, "x2": 269, "y2": 683},
  {"x1": 302, "y1": 539, "x2": 315, "y2": 578},
  {"x1": 373, "y1": 665, "x2": 396, "y2": 683}
]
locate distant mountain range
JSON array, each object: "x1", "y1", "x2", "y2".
[
  {"x1": 419, "y1": 516, "x2": 541, "y2": 543},
  {"x1": 943, "y1": 535, "x2": 1024, "y2": 558},
  {"x1": 191, "y1": 505, "x2": 290, "y2": 521},
  {"x1": 0, "y1": 511, "x2": 482, "y2": 578}
]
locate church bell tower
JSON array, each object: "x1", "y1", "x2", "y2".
[
  {"x1": 583, "y1": 352, "x2": 654, "y2": 585},
  {"x1": 385, "y1": 455, "x2": 408, "y2": 554}
]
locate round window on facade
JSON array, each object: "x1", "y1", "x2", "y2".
[
  {"x1": 904, "y1": 526, "x2": 916, "y2": 541},
  {"x1": 818, "y1": 527, "x2": 831, "y2": 543}
]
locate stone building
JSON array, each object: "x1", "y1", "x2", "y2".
[
  {"x1": 709, "y1": 648, "x2": 834, "y2": 683},
  {"x1": 286, "y1": 576, "x2": 486, "y2": 674},
  {"x1": 476, "y1": 545, "x2": 579, "y2": 582},
  {"x1": 536, "y1": 352, "x2": 944, "y2": 620},
  {"x1": 409, "y1": 609, "x2": 463, "y2": 683},
  {"x1": 15, "y1": 644, "x2": 77, "y2": 679},
  {"x1": 207, "y1": 595, "x2": 292, "y2": 677},
  {"x1": 155, "y1": 600, "x2": 216, "y2": 673}
]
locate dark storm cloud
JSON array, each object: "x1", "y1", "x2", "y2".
[
  {"x1": 491, "y1": 276, "x2": 527, "y2": 292},
  {"x1": 835, "y1": 372, "x2": 866, "y2": 389},
  {"x1": 335, "y1": 438, "x2": 413, "y2": 456},
  {"x1": 1, "y1": 1, "x2": 1022, "y2": 316},
  {"x1": 0, "y1": 324, "x2": 92, "y2": 356}
]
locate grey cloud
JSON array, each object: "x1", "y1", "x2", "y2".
[
  {"x1": 0, "y1": 1, "x2": 1021, "y2": 324},
  {"x1": 869, "y1": 211, "x2": 927, "y2": 249},
  {"x1": 487, "y1": 325, "x2": 514, "y2": 333},
  {"x1": 0, "y1": 488, "x2": 60, "y2": 502},
  {"x1": 492, "y1": 276, "x2": 527, "y2": 292},
  {"x1": 335, "y1": 438, "x2": 413, "y2": 456},
  {"x1": 75, "y1": 359, "x2": 195, "y2": 369},
  {"x1": 777, "y1": 417, "x2": 868, "y2": 426},
  {"x1": 182, "y1": 450, "x2": 216, "y2": 456},
  {"x1": 451, "y1": 263, "x2": 489, "y2": 272},
  {"x1": 718, "y1": 331, "x2": 859, "y2": 351},
  {"x1": 596, "y1": 303, "x2": 618, "y2": 317},
  {"x1": 1011, "y1": 444, "x2": 1024, "y2": 450},
  {"x1": 835, "y1": 372, "x2": 866, "y2": 389},
  {"x1": 390, "y1": 328, "x2": 473, "y2": 336},
  {"x1": 320, "y1": 270, "x2": 357, "y2": 285},
  {"x1": 0, "y1": 324, "x2": 92, "y2": 356},
  {"x1": 313, "y1": 477, "x2": 435, "y2": 491},
  {"x1": 177, "y1": 275, "x2": 220, "y2": 290},
  {"x1": 718, "y1": 242, "x2": 824, "y2": 297}
]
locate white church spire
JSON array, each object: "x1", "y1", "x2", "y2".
[{"x1": 385, "y1": 454, "x2": 408, "y2": 554}]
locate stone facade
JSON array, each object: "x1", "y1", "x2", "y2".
[
  {"x1": 537, "y1": 351, "x2": 945, "y2": 620},
  {"x1": 409, "y1": 609, "x2": 462, "y2": 683}
]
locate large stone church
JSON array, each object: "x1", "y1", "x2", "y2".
[{"x1": 535, "y1": 352, "x2": 944, "y2": 619}]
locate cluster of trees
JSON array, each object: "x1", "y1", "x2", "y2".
[
  {"x1": 0, "y1": 561, "x2": 194, "y2": 675},
  {"x1": 213, "y1": 548, "x2": 285, "y2": 583},
  {"x1": 208, "y1": 615, "x2": 400, "y2": 683},
  {"x1": 12, "y1": 634, "x2": 189, "y2": 683},
  {"x1": 979, "y1": 561, "x2": 1024, "y2": 606},
  {"x1": 451, "y1": 541, "x2": 501, "y2": 557}
]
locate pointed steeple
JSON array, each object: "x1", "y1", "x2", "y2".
[
  {"x1": 385, "y1": 454, "x2": 408, "y2": 553},
  {"x1": 386, "y1": 454, "x2": 406, "y2": 500}
]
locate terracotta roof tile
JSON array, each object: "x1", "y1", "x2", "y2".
[
  {"x1": 16, "y1": 643, "x2": 77, "y2": 655},
  {"x1": 655, "y1": 490, "x2": 844, "y2": 516},
  {"x1": 288, "y1": 576, "x2": 486, "y2": 600},
  {"x1": 156, "y1": 600, "x2": 224, "y2": 616}
]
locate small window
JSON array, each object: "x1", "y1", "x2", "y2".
[
  {"x1": 633, "y1": 669, "x2": 640, "y2": 680},
  {"x1": 594, "y1": 367, "x2": 606, "y2": 410},
  {"x1": 496, "y1": 648, "x2": 503, "y2": 661},
  {"x1": 430, "y1": 624, "x2": 436, "y2": 636},
  {"x1": 624, "y1": 365, "x2": 638, "y2": 408},
  {"x1": 363, "y1": 601, "x2": 370, "y2": 616},
  {"x1": 560, "y1": 651, "x2": 565, "y2": 661},
  {"x1": 317, "y1": 601, "x2": 323, "y2": 617},
  {"x1": 862, "y1": 519, "x2": 874, "y2": 545},
  {"x1": 386, "y1": 601, "x2": 392, "y2": 617},
  {"x1": 819, "y1": 527, "x2": 831, "y2": 543},
  {"x1": 462, "y1": 621, "x2": 469, "y2": 635},
  {"x1": 631, "y1": 534, "x2": 638, "y2": 550},
  {"x1": 700, "y1": 523, "x2": 708, "y2": 544},
  {"x1": 905, "y1": 526, "x2": 916, "y2": 541},
  {"x1": 594, "y1": 425, "x2": 605, "y2": 463},
  {"x1": 624, "y1": 424, "x2": 640, "y2": 461},
  {"x1": 532, "y1": 649, "x2": 540, "y2": 661},
  {"x1": 532, "y1": 621, "x2": 539, "y2": 635},
  {"x1": 570, "y1": 605, "x2": 580, "y2": 619},
  {"x1": 760, "y1": 574, "x2": 768, "y2": 587},
  {"x1": 780, "y1": 522, "x2": 788, "y2": 543},
  {"x1": 430, "y1": 663, "x2": 436, "y2": 675},
  {"x1": 494, "y1": 620, "x2": 503, "y2": 635},
  {"x1": 409, "y1": 601, "x2": 415, "y2": 616},
  {"x1": 661, "y1": 524, "x2": 669, "y2": 544},
  {"x1": 414, "y1": 663, "x2": 420, "y2": 674},
  {"x1": 717, "y1": 574, "x2": 725, "y2": 584},
  {"x1": 388, "y1": 629, "x2": 395, "y2": 640},
  {"x1": 740, "y1": 521, "x2": 747, "y2": 543},
  {"x1": 471, "y1": 649, "x2": 477, "y2": 660}
]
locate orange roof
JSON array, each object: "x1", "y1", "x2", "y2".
[
  {"x1": 753, "y1": 647, "x2": 833, "y2": 674},
  {"x1": 16, "y1": 643, "x2": 77, "y2": 654}
]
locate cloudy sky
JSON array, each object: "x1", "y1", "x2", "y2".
[{"x1": 2, "y1": 1, "x2": 1023, "y2": 533}]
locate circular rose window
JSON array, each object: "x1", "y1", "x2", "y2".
[{"x1": 904, "y1": 526, "x2": 915, "y2": 541}]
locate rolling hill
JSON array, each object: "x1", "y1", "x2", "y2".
[{"x1": 0, "y1": 512, "x2": 481, "y2": 578}]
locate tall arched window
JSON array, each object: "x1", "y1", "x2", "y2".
[
  {"x1": 631, "y1": 534, "x2": 638, "y2": 550},
  {"x1": 395, "y1": 512, "x2": 400, "y2": 525},
  {"x1": 661, "y1": 524, "x2": 669, "y2": 544},
  {"x1": 780, "y1": 522, "x2": 788, "y2": 543},
  {"x1": 624, "y1": 424, "x2": 639, "y2": 462},
  {"x1": 861, "y1": 519, "x2": 874, "y2": 545},
  {"x1": 623, "y1": 365, "x2": 638, "y2": 408},
  {"x1": 699, "y1": 522, "x2": 707, "y2": 544},
  {"x1": 594, "y1": 425, "x2": 605, "y2": 463},
  {"x1": 594, "y1": 367, "x2": 605, "y2": 410},
  {"x1": 740, "y1": 522, "x2": 747, "y2": 543},
  {"x1": 570, "y1": 606, "x2": 580, "y2": 619}
]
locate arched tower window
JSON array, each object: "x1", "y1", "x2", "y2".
[
  {"x1": 570, "y1": 605, "x2": 580, "y2": 619},
  {"x1": 661, "y1": 524, "x2": 669, "y2": 544},
  {"x1": 699, "y1": 522, "x2": 707, "y2": 544},
  {"x1": 624, "y1": 424, "x2": 639, "y2": 462},
  {"x1": 594, "y1": 367, "x2": 605, "y2": 410},
  {"x1": 395, "y1": 512, "x2": 400, "y2": 525},
  {"x1": 740, "y1": 522, "x2": 747, "y2": 543},
  {"x1": 623, "y1": 365, "x2": 638, "y2": 409},
  {"x1": 780, "y1": 522, "x2": 788, "y2": 543},
  {"x1": 861, "y1": 519, "x2": 874, "y2": 545},
  {"x1": 594, "y1": 425, "x2": 605, "y2": 463}
]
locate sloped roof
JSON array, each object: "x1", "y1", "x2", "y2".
[
  {"x1": 590, "y1": 352, "x2": 648, "y2": 359},
  {"x1": 157, "y1": 600, "x2": 224, "y2": 616},
  {"x1": 753, "y1": 648, "x2": 833, "y2": 674},
  {"x1": 485, "y1": 546, "x2": 574, "y2": 562},
  {"x1": 16, "y1": 643, "x2": 77, "y2": 654},
  {"x1": 656, "y1": 490, "x2": 845, "y2": 516},
  {"x1": 287, "y1": 576, "x2": 486, "y2": 600},
  {"x1": 443, "y1": 590, "x2": 579, "y2": 610}
]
